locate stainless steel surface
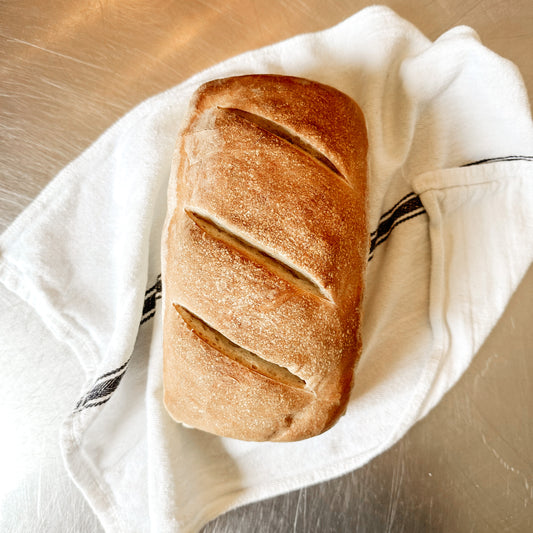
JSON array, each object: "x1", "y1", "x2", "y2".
[{"x1": 1, "y1": 1, "x2": 532, "y2": 531}]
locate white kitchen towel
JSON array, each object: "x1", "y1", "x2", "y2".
[{"x1": 1, "y1": 5, "x2": 532, "y2": 532}]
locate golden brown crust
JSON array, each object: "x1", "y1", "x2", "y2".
[{"x1": 162, "y1": 75, "x2": 368, "y2": 441}]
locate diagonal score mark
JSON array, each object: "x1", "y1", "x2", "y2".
[
  {"x1": 186, "y1": 208, "x2": 333, "y2": 302},
  {"x1": 220, "y1": 107, "x2": 349, "y2": 185},
  {"x1": 174, "y1": 303, "x2": 309, "y2": 390}
]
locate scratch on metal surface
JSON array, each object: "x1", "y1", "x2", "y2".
[
  {"x1": 473, "y1": 352, "x2": 500, "y2": 390},
  {"x1": 292, "y1": 490, "x2": 301, "y2": 532},
  {"x1": 1, "y1": 35, "x2": 112, "y2": 72},
  {"x1": 480, "y1": 352, "x2": 500, "y2": 377},
  {"x1": 133, "y1": 48, "x2": 183, "y2": 77},
  {"x1": 292, "y1": 488, "x2": 307, "y2": 532},
  {"x1": 481, "y1": 432, "x2": 533, "y2": 500},
  {"x1": 385, "y1": 458, "x2": 405, "y2": 532}
]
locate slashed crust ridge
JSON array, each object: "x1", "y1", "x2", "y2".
[{"x1": 162, "y1": 75, "x2": 368, "y2": 442}]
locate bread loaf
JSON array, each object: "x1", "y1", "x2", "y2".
[{"x1": 161, "y1": 74, "x2": 368, "y2": 441}]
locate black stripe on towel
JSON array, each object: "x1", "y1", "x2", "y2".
[
  {"x1": 461, "y1": 155, "x2": 533, "y2": 167},
  {"x1": 93, "y1": 359, "x2": 130, "y2": 382},
  {"x1": 75, "y1": 359, "x2": 130, "y2": 412},
  {"x1": 368, "y1": 193, "x2": 426, "y2": 261},
  {"x1": 74, "y1": 275, "x2": 163, "y2": 413},
  {"x1": 141, "y1": 274, "x2": 162, "y2": 323}
]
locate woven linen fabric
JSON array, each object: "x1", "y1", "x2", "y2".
[{"x1": 1, "y1": 6, "x2": 532, "y2": 532}]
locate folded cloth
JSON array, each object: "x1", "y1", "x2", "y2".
[{"x1": 1, "y1": 5, "x2": 532, "y2": 532}]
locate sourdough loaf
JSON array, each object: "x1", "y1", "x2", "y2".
[{"x1": 162, "y1": 74, "x2": 368, "y2": 441}]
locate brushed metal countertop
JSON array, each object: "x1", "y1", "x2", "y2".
[{"x1": 1, "y1": 1, "x2": 532, "y2": 531}]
